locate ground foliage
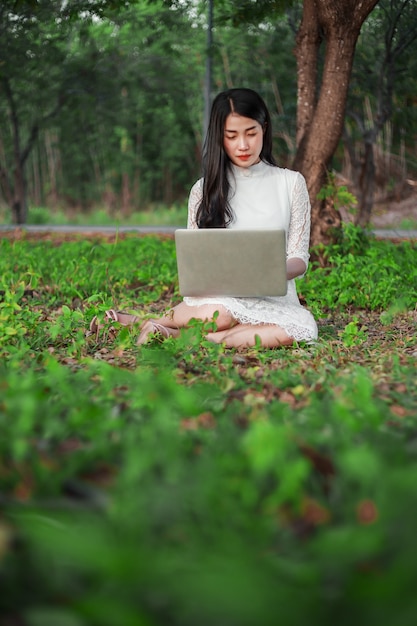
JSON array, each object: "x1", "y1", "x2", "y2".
[{"x1": 0, "y1": 225, "x2": 417, "y2": 625}]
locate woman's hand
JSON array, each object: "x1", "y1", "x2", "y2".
[{"x1": 286, "y1": 257, "x2": 306, "y2": 280}]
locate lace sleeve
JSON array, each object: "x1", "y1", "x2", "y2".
[
  {"x1": 187, "y1": 179, "x2": 203, "y2": 229},
  {"x1": 286, "y1": 172, "x2": 311, "y2": 269}
]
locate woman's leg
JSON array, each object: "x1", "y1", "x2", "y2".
[
  {"x1": 156, "y1": 302, "x2": 236, "y2": 329},
  {"x1": 103, "y1": 303, "x2": 292, "y2": 348},
  {"x1": 206, "y1": 323, "x2": 294, "y2": 349},
  {"x1": 136, "y1": 302, "x2": 237, "y2": 344}
]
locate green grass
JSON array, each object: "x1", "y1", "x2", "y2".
[
  {"x1": 397, "y1": 217, "x2": 417, "y2": 230},
  {"x1": 0, "y1": 203, "x2": 188, "y2": 227},
  {"x1": 0, "y1": 225, "x2": 417, "y2": 625}
]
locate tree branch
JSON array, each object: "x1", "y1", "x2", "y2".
[{"x1": 20, "y1": 98, "x2": 64, "y2": 166}]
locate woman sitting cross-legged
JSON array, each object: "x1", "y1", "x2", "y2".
[{"x1": 94, "y1": 88, "x2": 318, "y2": 349}]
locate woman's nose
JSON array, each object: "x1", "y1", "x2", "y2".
[{"x1": 238, "y1": 137, "x2": 248, "y2": 150}]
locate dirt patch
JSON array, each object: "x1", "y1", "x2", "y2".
[{"x1": 371, "y1": 189, "x2": 417, "y2": 228}]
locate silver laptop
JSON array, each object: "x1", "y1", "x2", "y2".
[{"x1": 175, "y1": 229, "x2": 287, "y2": 297}]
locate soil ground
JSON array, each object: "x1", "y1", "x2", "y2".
[{"x1": 370, "y1": 189, "x2": 417, "y2": 228}]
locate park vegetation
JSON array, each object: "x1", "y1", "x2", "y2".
[
  {"x1": 1, "y1": 1, "x2": 417, "y2": 619},
  {"x1": 0, "y1": 225, "x2": 416, "y2": 624},
  {"x1": 1, "y1": 0, "x2": 417, "y2": 236}
]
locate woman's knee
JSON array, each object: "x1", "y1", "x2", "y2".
[
  {"x1": 206, "y1": 306, "x2": 236, "y2": 330},
  {"x1": 165, "y1": 302, "x2": 234, "y2": 330}
]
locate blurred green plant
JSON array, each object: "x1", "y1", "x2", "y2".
[
  {"x1": 339, "y1": 316, "x2": 368, "y2": 347},
  {"x1": 0, "y1": 203, "x2": 188, "y2": 227},
  {"x1": 317, "y1": 171, "x2": 358, "y2": 216},
  {"x1": 0, "y1": 233, "x2": 416, "y2": 626},
  {"x1": 301, "y1": 225, "x2": 417, "y2": 317}
]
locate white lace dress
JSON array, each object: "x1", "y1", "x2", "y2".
[{"x1": 184, "y1": 161, "x2": 318, "y2": 342}]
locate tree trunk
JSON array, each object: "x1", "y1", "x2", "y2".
[
  {"x1": 45, "y1": 130, "x2": 59, "y2": 207},
  {"x1": 121, "y1": 172, "x2": 131, "y2": 217},
  {"x1": 294, "y1": 0, "x2": 321, "y2": 150},
  {"x1": 0, "y1": 167, "x2": 13, "y2": 210},
  {"x1": 355, "y1": 140, "x2": 376, "y2": 227},
  {"x1": 2, "y1": 78, "x2": 27, "y2": 224},
  {"x1": 293, "y1": 0, "x2": 380, "y2": 246},
  {"x1": 12, "y1": 164, "x2": 28, "y2": 224}
]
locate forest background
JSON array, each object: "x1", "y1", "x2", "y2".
[{"x1": 1, "y1": 0, "x2": 417, "y2": 232}]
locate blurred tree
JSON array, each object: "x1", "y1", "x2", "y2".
[
  {"x1": 1, "y1": 0, "x2": 63, "y2": 222},
  {"x1": 3, "y1": 0, "x2": 416, "y2": 235},
  {"x1": 55, "y1": 1, "x2": 201, "y2": 211},
  {"x1": 0, "y1": 0, "x2": 202, "y2": 220},
  {"x1": 0, "y1": 0, "x2": 131, "y2": 223},
  {"x1": 343, "y1": 0, "x2": 417, "y2": 226}
]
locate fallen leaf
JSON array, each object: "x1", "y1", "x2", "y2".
[
  {"x1": 390, "y1": 404, "x2": 408, "y2": 418},
  {"x1": 357, "y1": 499, "x2": 379, "y2": 525},
  {"x1": 301, "y1": 496, "x2": 331, "y2": 526},
  {"x1": 180, "y1": 412, "x2": 216, "y2": 431}
]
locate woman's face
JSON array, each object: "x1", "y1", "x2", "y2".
[{"x1": 223, "y1": 113, "x2": 264, "y2": 168}]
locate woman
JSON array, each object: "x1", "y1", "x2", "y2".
[{"x1": 101, "y1": 88, "x2": 318, "y2": 348}]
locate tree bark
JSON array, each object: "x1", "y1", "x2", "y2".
[
  {"x1": 3, "y1": 77, "x2": 33, "y2": 223},
  {"x1": 0, "y1": 167, "x2": 14, "y2": 213},
  {"x1": 294, "y1": 0, "x2": 321, "y2": 150},
  {"x1": 293, "y1": 0, "x2": 380, "y2": 246},
  {"x1": 12, "y1": 167, "x2": 28, "y2": 224},
  {"x1": 356, "y1": 139, "x2": 376, "y2": 227}
]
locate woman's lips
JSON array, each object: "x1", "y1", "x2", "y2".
[{"x1": 237, "y1": 155, "x2": 250, "y2": 161}]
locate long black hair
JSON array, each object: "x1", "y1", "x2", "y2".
[{"x1": 196, "y1": 88, "x2": 277, "y2": 229}]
